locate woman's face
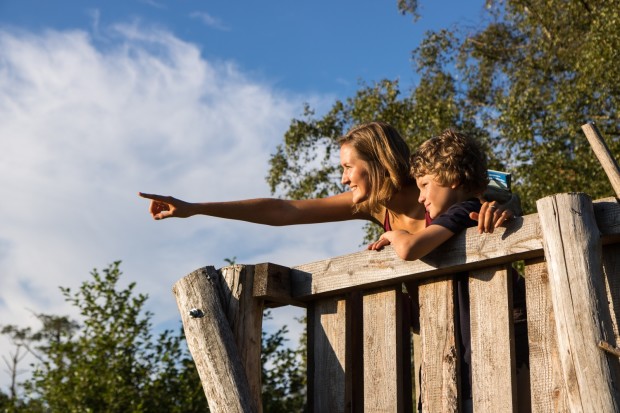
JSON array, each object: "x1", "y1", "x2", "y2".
[{"x1": 340, "y1": 143, "x2": 371, "y2": 204}]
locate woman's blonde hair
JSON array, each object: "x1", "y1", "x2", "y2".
[
  {"x1": 411, "y1": 129, "x2": 489, "y2": 194},
  {"x1": 339, "y1": 122, "x2": 413, "y2": 214}
]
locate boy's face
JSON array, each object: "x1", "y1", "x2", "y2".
[
  {"x1": 340, "y1": 143, "x2": 371, "y2": 204},
  {"x1": 416, "y1": 174, "x2": 463, "y2": 219}
]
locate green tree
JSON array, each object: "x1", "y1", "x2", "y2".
[
  {"x1": 2, "y1": 263, "x2": 309, "y2": 412},
  {"x1": 268, "y1": 0, "x2": 619, "y2": 236},
  {"x1": 455, "y1": 0, "x2": 620, "y2": 212},
  {"x1": 2, "y1": 261, "x2": 209, "y2": 413},
  {"x1": 261, "y1": 311, "x2": 306, "y2": 412}
]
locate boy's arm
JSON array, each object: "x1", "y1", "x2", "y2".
[{"x1": 367, "y1": 226, "x2": 456, "y2": 261}]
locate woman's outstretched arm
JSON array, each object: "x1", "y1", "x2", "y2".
[{"x1": 138, "y1": 191, "x2": 372, "y2": 226}]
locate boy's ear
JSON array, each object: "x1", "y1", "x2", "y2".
[{"x1": 450, "y1": 181, "x2": 461, "y2": 189}]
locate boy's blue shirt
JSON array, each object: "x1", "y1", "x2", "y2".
[{"x1": 428, "y1": 198, "x2": 481, "y2": 233}]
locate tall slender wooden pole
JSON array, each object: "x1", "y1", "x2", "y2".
[{"x1": 582, "y1": 122, "x2": 620, "y2": 198}]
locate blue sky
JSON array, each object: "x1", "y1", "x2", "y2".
[{"x1": 0, "y1": 0, "x2": 486, "y2": 392}]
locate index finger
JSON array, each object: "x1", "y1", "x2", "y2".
[
  {"x1": 477, "y1": 202, "x2": 489, "y2": 233},
  {"x1": 138, "y1": 192, "x2": 166, "y2": 201}
]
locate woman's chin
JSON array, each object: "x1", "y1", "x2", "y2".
[{"x1": 351, "y1": 193, "x2": 368, "y2": 204}]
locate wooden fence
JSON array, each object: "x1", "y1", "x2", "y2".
[
  {"x1": 172, "y1": 124, "x2": 620, "y2": 412},
  {"x1": 173, "y1": 193, "x2": 620, "y2": 413}
]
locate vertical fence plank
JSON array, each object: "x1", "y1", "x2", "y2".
[
  {"x1": 220, "y1": 265, "x2": 264, "y2": 413},
  {"x1": 469, "y1": 266, "x2": 517, "y2": 412},
  {"x1": 537, "y1": 193, "x2": 620, "y2": 412},
  {"x1": 362, "y1": 287, "x2": 410, "y2": 412},
  {"x1": 307, "y1": 295, "x2": 347, "y2": 413},
  {"x1": 419, "y1": 276, "x2": 458, "y2": 413},
  {"x1": 524, "y1": 258, "x2": 569, "y2": 413}
]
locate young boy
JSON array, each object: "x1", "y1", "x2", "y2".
[
  {"x1": 367, "y1": 129, "x2": 488, "y2": 260},
  {"x1": 368, "y1": 129, "x2": 488, "y2": 409},
  {"x1": 369, "y1": 129, "x2": 529, "y2": 411}
]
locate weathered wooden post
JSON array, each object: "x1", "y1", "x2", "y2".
[
  {"x1": 537, "y1": 193, "x2": 620, "y2": 412},
  {"x1": 173, "y1": 266, "x2": 258, "y2": 413}
]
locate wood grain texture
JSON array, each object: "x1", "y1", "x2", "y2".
[
  {"x1": 419, "y1": 277, "x2": 458, "y2": 413},
  {"x1": 220, "y1": 265, "x2": 264, "y2": 412},
  {"x1": 537, "y1": 193, "x2": 619, "y2": 412},
  {"x1": 362, "y1": 287, "x2": 410, "y2": 412},
  {"x1": 172, "y1": 266, "x2": 256, "y2": 413},
  {"x1": 289, "y1": 198, "x2": 620, "y2": 301},
  {"x1": 469, "y1": 266, "x2": 517, "y2": 412},
  {"x1": 525, "y1": 259, "x2": 569, "y2": 413},
  {"x1": 307, "y1": 296, "x2": 348, "y2": 413}
]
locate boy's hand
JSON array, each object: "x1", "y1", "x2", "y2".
[{"x1": 470, "y1": 201, "x2": 514, "y2": 234}]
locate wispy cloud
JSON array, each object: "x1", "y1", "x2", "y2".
[
  {"x1": 137, "y1": 0, "x2": 166, "y2": 10},
  {"x1": 0, "y1": 22, "x2": 363, "y2": 391},
  {"x1": 189, "y1": 11, "x2": 230, "y2": 31}
]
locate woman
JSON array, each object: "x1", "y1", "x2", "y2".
[{"x1": 139, "y1": 122, "x2": 515, "y2": 235}]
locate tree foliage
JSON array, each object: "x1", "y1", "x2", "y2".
[
  {"x1": 268, "y1": 0, "x2": 620, "y2": 233},
  {"x1": 261, "y1": 311, "x2": 306, "y2": 413},
  {"x1": 1, "y1": 261, "x2": 209, "y2": 413},
  {"x1": 1, "y1": 262, "x2": 307, "y2": 412}
]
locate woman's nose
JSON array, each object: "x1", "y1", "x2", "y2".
[{"x1": 341, "y1": 171, "x2": 349, "y2": 185}]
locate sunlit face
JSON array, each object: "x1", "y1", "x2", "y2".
[
  {"x1": 416, "y1": 174, "x2": 462, "y2": 220},
  {"x1": 340, "y1": 143, "x2": 371, "y2": 204}
]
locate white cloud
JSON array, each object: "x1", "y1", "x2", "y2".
[
  {"x1": 189, "y1": 11, "x2": 230, "y2": 31},
  {"x1": 0, "y1": 23, "x2": 363, "y2": 392}
]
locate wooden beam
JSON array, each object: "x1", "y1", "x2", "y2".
[
  {"x1": 252, "y1": 262, "x2": 305, "y2": 307},
  {"x1": 288, "y1": 198, "x2": 620, "y2": 301}
]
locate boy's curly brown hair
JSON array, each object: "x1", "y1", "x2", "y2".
[{"x1": 410, "y1": 129, "x2": 489, "y2": 194}]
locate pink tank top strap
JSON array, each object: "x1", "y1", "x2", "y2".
[{"x1": 383, "y1": 209, "x2": 392, "y2": 231}]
